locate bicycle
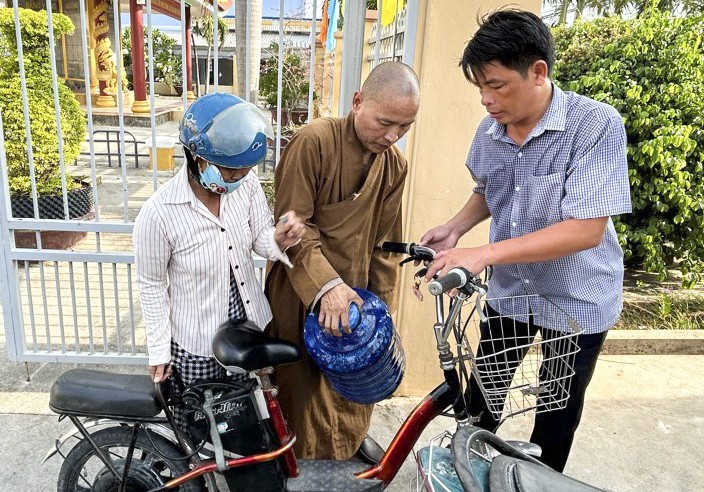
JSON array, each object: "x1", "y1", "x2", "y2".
[{"x1": 45, "y1": 242, "x2": 589, "y2": 491}]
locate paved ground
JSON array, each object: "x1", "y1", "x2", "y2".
[{"x1": 0, "y1": 338, "x2": 702, "y2": 491}]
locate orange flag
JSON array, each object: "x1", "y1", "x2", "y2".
[{"x1": 320, "y1": 0, "x2": 329, "y2": 45}]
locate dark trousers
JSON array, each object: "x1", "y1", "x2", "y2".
[{"x1": 466, "y1": 303, "x2": 607, "y2": 472}]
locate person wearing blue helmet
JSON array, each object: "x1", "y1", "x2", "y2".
[
  {"x1": 133, "y1": 93, "x2": 304, "y2": 427},
  {"x1": 265, "y1": 61, "x2": 420, "y2": 462}
]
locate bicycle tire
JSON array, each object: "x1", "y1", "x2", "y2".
[{"x1": 57, "y1": 425, "x2": 204, "y2": 492}]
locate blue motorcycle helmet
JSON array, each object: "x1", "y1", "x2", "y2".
[{"x1": 179, "y1": 93, "x2": 274, "y2": 194}]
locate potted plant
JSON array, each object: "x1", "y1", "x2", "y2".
[
  {"x1": 0, "y1": 8, "x2": 89, "y2": 249},
  {"x1": 260, "y1": 42, "x2": 314, "y2": 127}
]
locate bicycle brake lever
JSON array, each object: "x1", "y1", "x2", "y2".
[
  {"x1": 412, "y1": 268, "x2": 429, "y2": 301},
  {"x1": 413, "y1": 245, "x2": 436, "y2": 260}
]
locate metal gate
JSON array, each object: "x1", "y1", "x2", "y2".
[{"x1": 0, "y1": 0, "x2": 418, "y2": 364}]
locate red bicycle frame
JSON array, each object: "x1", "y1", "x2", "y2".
[{"x1": 267, "y1": 372, "x2": 465, "y2": 488}]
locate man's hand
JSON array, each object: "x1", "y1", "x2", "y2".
[
  {"x1": 274, "y1": 211, "x2": 305, "y2": 250},
  {"x1": 424, "y1": 246, "x2": 490, "y2": 282},
  {"x1": 319, "y1": 283, "x2": 363, "y2": 337},
  {"x1": 420, "y1": 224, "x2": 461, "y2": 253},
  {"x1": 149, "y1": 364, "x2": 172, "y2": 383}
]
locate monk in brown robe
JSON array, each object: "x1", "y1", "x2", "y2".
[{"x1": 265, "y1": 61, "x2": 421, "y2": 460}]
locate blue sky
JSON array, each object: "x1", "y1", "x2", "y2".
[{"x1": 121, "y1": 0, "x2": 323, "y2": 27}]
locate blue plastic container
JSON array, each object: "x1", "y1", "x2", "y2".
[{"x1": 304, "y1": 288, "x2": 405, "y2": 404}]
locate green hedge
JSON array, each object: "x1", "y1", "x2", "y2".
[
  {"x1": 0, "y1": 8, "x2": 86, "y2": 197},
  {"x1": 553, "y1": 10, "x2": 704, "y2": 287}
]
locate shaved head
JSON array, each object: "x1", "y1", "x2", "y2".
[
  {"x1": 360, "y1": 61, "x2": 420, "y2": 102},
  {"x1": 351, "y1": 62, "x2": 420, "y2": 154}
]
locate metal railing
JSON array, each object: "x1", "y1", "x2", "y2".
[
  {"x1": 81, "y1": 129, "x2": 147, "y2": 169},
  {"x1": 0, "y1": 0, "x2": 419, "y2": 365},
  {"x1": 368, "y1": 6, "x2": 408, "y2": 69}
]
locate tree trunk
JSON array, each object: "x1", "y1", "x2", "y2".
[
  {"x1": 235, "y1": 0, "x2": 263, "y2": 103},
  {"x1": 559, "y1": 0, "x2": 570, "y2": 25}
]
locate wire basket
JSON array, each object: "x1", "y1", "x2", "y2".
[{"x1": 457, "y1": 294, "x2": 583, "y2": 421}]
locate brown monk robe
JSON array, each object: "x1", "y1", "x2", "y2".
[
  {"x1": 266, "y1": 62, "x2": 420, "y2": 460},
  {"x1": 265, "y1": 113, "x2": 407, "y2": 459}
]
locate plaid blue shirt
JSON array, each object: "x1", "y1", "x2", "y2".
[{"x1": 467, "y1": 84, "x2": 632, "y2": 334}]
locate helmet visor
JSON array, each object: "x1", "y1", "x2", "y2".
[{"x1": 205, "y1": 103, "x2": 275, "y2": 157}]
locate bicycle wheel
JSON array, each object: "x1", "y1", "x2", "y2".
[{"x1": 57, "y1": 426, "x2": 203, "y2": 492}]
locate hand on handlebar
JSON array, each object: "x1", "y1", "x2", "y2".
[
  {"x1": 423, "y1": 246, "x2": 489, "y2": 283},
  {"x1": 419, "y1": 224, "x2": 461, "y2": 254},
  {"x1": 319, "y1": 283, "x2": 363, "y2": 337}
]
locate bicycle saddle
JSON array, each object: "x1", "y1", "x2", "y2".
[
  {"x1": 213, "y1": 319, "x2": 302, "y2": 372},
  {"x1": 451, "y1": 426, "x2": 605, "y2": 492},
  {"x1": 489, "y1": 455, "x2": 605, "y2": 492},
  {"x1": 49, "y1": 369, "x2": 161, "y2": 418}
]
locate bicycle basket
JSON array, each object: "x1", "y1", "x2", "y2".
[
  {"x1": 457, "y1": 294, "x2": 583, "y2": 421},
  {"x1": 415, "y1": 431, "x2": 467, "y2": 492}
]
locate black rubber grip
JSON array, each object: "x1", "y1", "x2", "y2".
[{"x1": 382, "y1": 241, "x2": 411, "y2": 254}]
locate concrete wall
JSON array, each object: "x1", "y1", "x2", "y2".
[{"x1": 395, "y1": 0, "x2": 541, "y2": 395}]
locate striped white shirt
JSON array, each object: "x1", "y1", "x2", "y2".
[{"x1": 133, "y1": 165, "x2": 289, "y2": 365}]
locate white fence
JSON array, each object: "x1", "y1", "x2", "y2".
[{"x1": 0, "y1": 0, "x2": 418, "y2": 364}]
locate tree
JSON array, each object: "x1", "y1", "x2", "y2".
[
  {"x1": 192, "y1": 8, "x2": 228, "y2": 94},
  {"x1": 0, "y1": 8, "x2": 86, "y2": 197},
  {"x1": 553, "y1": 9, "x2": 704, "y2": 286},
  {"x1": 543, "y1": 0, "x2": 632, "y2": 25},
  {"x1": 121, "y1": 27, "x2": 182, "y2": 89},
  {"x1": 259, "y1": 43, "x2": 312, "y2": 124},
  {"x1": 543, "y1": 0, "x2": 704, "y2": 25},
  {"x1": 235, "y1": 0, "x2": 263, "y2": 102}
]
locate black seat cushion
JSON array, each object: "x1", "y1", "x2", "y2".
[
  {"x1": 212, "y1": 320, "x2": 302, "y2": 371},
  {"x1": 49, "y1": 369, "x2": 162, "y2": 418},
  {"x1": 489, "y1": 455, "x2": 605, "y2": 492}
]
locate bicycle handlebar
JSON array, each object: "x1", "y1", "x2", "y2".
[
  {"x1": 382, "y1": 242, "x2": 488, "y2": 301},
  {"x1": 382, "y1": 241, "x2": 436, "y2": 261},
  {"x1": 428, "y1": 268, "x2": 469, "y2": 296}
]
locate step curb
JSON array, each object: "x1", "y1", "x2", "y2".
[{"x1": 603, "y1": 330, "x2": 704, "y2": 355}]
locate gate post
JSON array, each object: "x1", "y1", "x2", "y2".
[
  {"x1": 0, "y1": 112, "x2": 25, "y2": 362},
  {"x1": 339, "y1": 0, "x2": 366, "y2": 116}
]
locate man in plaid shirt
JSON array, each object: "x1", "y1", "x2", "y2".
[{"x1": 423, "y1": 9, "x2": 631, "y2": 471}]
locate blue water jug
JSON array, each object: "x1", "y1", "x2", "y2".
[{"x1": 303, "y1": 288, "x2": 405, "y2": 404}]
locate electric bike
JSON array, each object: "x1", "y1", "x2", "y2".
[{"x1": 45, "y1": 242, "x2": 597, "y2": 492}]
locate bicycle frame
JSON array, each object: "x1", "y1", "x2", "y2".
[
  {"x1": 354, "y1": 291, "x2": 475, "y2": 486},
  {"x1": 153, "y1": 288, "x2": 474, "y2": 490},
  {"x1": 48, "y1": 259, "x2": 482, "y2": 491}
]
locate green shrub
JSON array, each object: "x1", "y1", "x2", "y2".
[
  {"x1": 553, "y1": 10, "x2": 704, "y2": 287},
  {"x1": 0, "y1": 8, "x2": 86, "y2": 197}
]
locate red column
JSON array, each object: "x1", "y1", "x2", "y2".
[
  {"x1": 130, "y1": 0, "x2": 150, "y2": 112},
  {"x1": 186, "y1": 6, "x2": 196, "y2": 100}
]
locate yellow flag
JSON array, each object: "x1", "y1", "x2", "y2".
[{"x1": 381, "y1": 0, "x2": 404, "y2": 27}]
